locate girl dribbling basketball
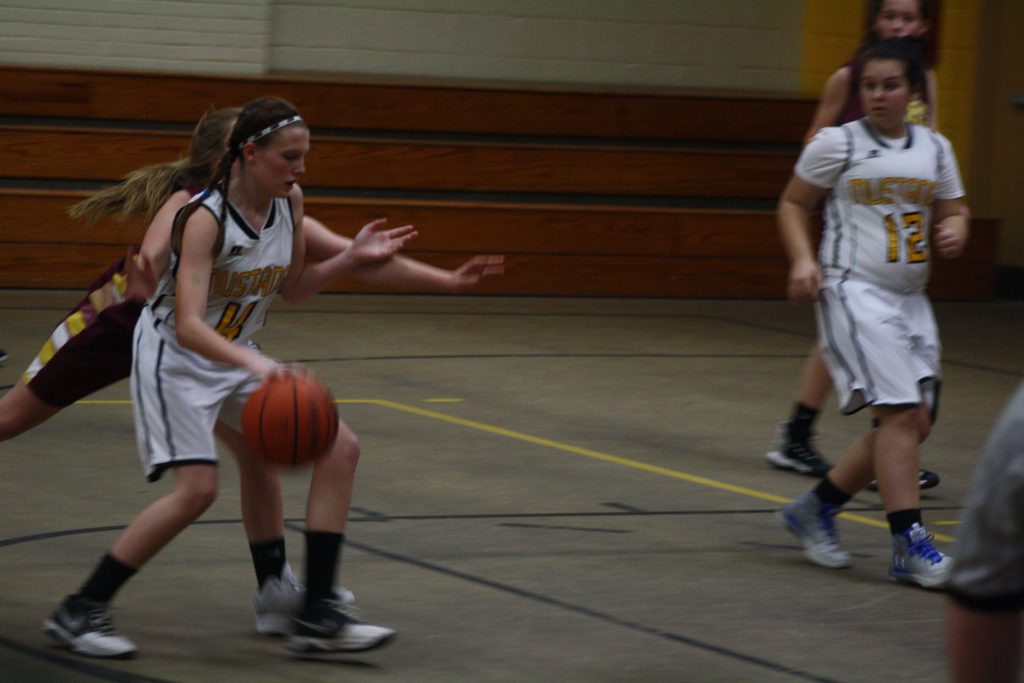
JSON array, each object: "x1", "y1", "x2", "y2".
[{"x1": 45, "y1": 97, "x2": 407, "y2": 658}]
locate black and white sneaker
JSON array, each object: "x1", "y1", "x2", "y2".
[
  {"x1": 867, "y1": 469, "x2": 941, "y2": 492},
  {"x1": 0, "y1": 348, "x2": 7, "y2": 365},
  {"x1": 44, "y1": 594, "x2": 137, "y2": 659},
  {"x1": 288, "y1": 596, "x2": 395, "y2": 654},
  {"x1": 765, "y1": 422, "x2": 833, "y2": 477},
  {"x1": 254, "y1": 563, "x2": 357, "y2": 636}
]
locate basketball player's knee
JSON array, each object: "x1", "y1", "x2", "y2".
[
  {"x1": 175, "y1": 467, "x2": 219, "y2": 516},
  {"x1": 341, "y1": 434, "x2": 361, "y2": 467},
  {"x1": 880, "y1": 405, "x2": 921, "y2": 433},
  {"x1": 326, "y1": 433, "x2": 360, "y2": 475},
  {"x1": 182, "y1": 481, "x2": 218, "y2": 516},
  {"x1": 916, "y1": 409, "x2": 933, "y2": 442}
]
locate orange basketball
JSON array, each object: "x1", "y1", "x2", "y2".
[{"x1": 242, "y1": 372, "x2": 338, "y2": 466}]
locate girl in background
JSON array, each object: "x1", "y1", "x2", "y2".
[
  {"x1": 775, "y1": 39, "x2": 966, "y2": 588},
  {"x1": 765, "y1": 0, "x2": 943, "y2": 493}
]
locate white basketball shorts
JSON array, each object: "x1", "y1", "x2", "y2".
[
  {"x1": 815, "y1": 278, "x2": 940, "y2": 416},
  {"x1": 130, "y1": 306, "x2": 262, "y2": 481}
]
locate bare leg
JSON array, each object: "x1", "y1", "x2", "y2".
[
  {"x1": 872, "y1": 405, "x2": 928, "y2": 512},
  {"x1": 0, "y1": 381, "x2": 62, "y2": 442},
  {"x1": 215, "y1": 422, "x2": 284, "y2": 542},
  {"x1": 947, "y1": 600, "x2": 1021, "y2": 683},
  {"x1": 823, "y1": 430, "x2": 876, "y2": 495},
  {"x1": 305, "y1": 418, "x2": 360, "y2": 531},
  {"x1": 110, "y1": 464, "x2": 218, "y2": 568},
  {"x1": 797, "y1": 345, "x2": 833, "y2": 409}
]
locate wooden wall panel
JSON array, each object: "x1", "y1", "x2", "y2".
[
  {"x1": 0, "y1": 67, "x2": 814, "y2": 144},
  {"x1": 0, "y1": 68, "x2": 995, "y2": 301},
  {"x1": 0, "y1": 128, "x2": 795, "y2": 199}
]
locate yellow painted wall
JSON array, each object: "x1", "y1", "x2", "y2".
[{"x1": 800, "y1": 0, "x2": 978, "y2": 188}]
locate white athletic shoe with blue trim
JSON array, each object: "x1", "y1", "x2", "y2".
[
  {"x1": 777, "y1": 492, "x2": 852, "y2": 569},
  {"x1": 889, "y1": 523, "x2": 953, "y2": 588}
]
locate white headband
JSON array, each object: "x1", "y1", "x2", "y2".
[{"x1": 239, "y1": 115, "x2": 305, "y2": 149}]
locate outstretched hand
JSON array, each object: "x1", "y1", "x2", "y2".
[
  {"x1": 349, "y1": 218, "x2": 418, "y2": 264},
  {"x1": 123, "y1": 248, "x2": 159, "y2": 303},
  {"x1": 450, "y1": 255, "x2": 505, "y2": 290}
]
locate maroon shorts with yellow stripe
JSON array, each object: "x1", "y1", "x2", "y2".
[{"x1": 23, "y1": 252, "x2": 144, "y2": 407}]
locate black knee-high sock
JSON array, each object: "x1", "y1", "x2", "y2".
[
  {"x1": 79, "y1": 554, "x2": 137, "y2": 604},
  {"x1": 887, "y1": 509, "x2": 922, "y2": 536},
  {"x1": 303, "y1": 531, "x2": 343, "y2": 610},
  {"x1": 813, "y1": 476, "x2": 852, "y2": 507},
  {"x1": 789, "y1": 403, "x2": 819, "y2": 442},
  {"x1": 250, "y1": 538, "x2": 286, "y2": 588}
]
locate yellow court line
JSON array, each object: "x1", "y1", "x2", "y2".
[
  {"x1": 369, "y1": 399, "x2": 955, "y2": 542},
  {"x1": 72, "y1": 396, "x2": 954, "y2": 541}
]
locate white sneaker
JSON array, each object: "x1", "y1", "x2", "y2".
[
  {"x1": 254, "y1": 563, "x2": 357, "y2": 636},
  {"x1": 777, "y1": 492, "x2": 852, "y2": 568},
  {"x1": 288, "y1": 596, "x2": 396, "y2": 653},
  {"x1": 44, "y1": 595, "x2": 137, "y2": 659},
  {"x1": 889, "y1": 523, "x2": 953, "y2": 588}
]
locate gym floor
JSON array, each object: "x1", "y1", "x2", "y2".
[{"x1": 1, "y1": 290, "x2": 1021, "y2": 682}]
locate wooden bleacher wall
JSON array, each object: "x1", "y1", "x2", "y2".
[{"x1": 0, "y1": 67, "x2": 995, "y2": 300}]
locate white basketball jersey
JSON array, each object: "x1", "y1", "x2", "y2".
[
  {"x1": 795, "y1": 120, "x2": 964, "y2": 293},
  {"x1": 148, "y1": 189, "x2": 294, "y2": 344}
]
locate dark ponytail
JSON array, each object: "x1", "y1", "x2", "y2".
[{"x1": 171, "y1": 96, "x2": 305, "y2": 256}]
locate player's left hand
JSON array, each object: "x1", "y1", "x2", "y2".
[
  {"x1": 449, "y1": 255, "x2": 505, "y2": 290},
  {"x1": 933, "y1": 222, "x2": 964, "y2": 259},
  {"x1": 349, "y1": 218, "x2": 418, "y2": 263}
]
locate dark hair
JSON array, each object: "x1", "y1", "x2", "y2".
[
  {"x1": 863, "y1": 0, "x2": 937, "y2": 66},
  {"x1": 171, "y1": 96, "x2": 306, "y2": 255},
  {"x1": 858, "y1": 37, "x2": 927, "y2": 93},
  {"x1": 69, "y1": 107, "x2": 240, "y2": 227}
]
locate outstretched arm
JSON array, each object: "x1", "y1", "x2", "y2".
[
  {"x1": 304, "y1": 216, "x2": 504, "y2": 292},
  {"x1": 283, "y1": 199, "x2": 417, "y2": 302}
]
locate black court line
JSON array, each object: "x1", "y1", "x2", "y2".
[
  {"x1": 0, "y1": 507, "x2": 966, "y2": 548},
  {"x1": 0, "y1": 516, "x2": 845, "y2": 681},
  {"x1": 497, "y1": 522, "x2": 630, "y2": 534},
  {"x1": 4, "y1": 508, "x2": 971, "y2": 682},
  {"x1": 281, "y1": 350, "x2": 1022, "y2": 379},
  {"x1": 291, "y1": 351, "x2": 809, "y2": 364},
  {"x1": 0, "y1": 634, "x2": 172, "y2": 683},
  {"x1": 336, "y1": 535, "x2": 843, "y2": 683}
]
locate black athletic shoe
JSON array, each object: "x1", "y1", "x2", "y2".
[
  {"x1": 0, "y1": 348, "x2": 7, "y2": 365},
  {"x1": 43, "y1": 594, "x2": 137, "y2": 659},
  {"x1": 867, "y1": 468, "x2": 941, "y2": 492},
  {"x1": 288, "y1": 596, "x2": 395, "y2": 654},
  {"x1": 765, "y1": 422, "x2": 833, "y2": 477}
]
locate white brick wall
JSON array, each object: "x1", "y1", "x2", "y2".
[
  {"x1": 0, "y1": 0, "x2": 805, "y2": 91},
  {"x1": 269, "y1": 0, "x2": 805, "y2": 91},
  {"x1": 0, "y1": 0, "x2": 270, "y2": 74}
]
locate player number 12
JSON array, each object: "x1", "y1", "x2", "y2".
[{"x1": 885, "y1": 211, "x2": 927, "y2": 264}]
